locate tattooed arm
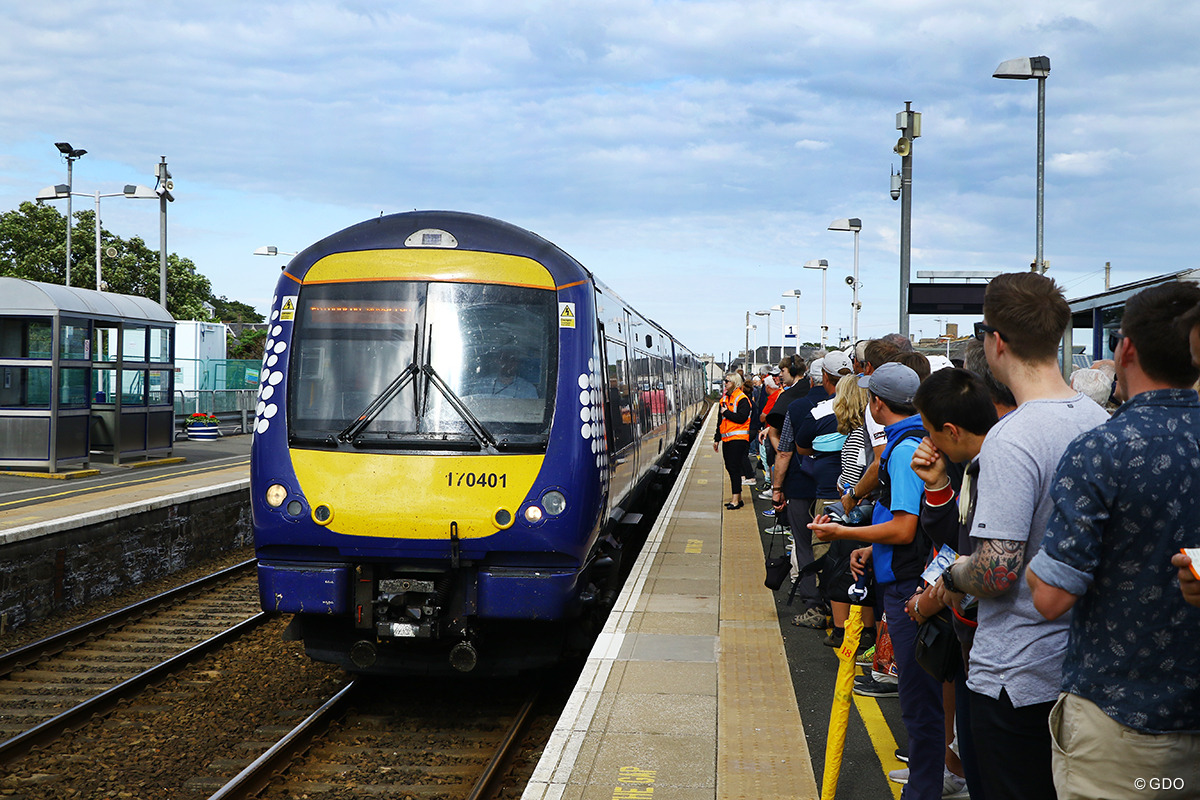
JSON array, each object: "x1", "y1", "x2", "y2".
[{"x1": 947, "y1": 538, "x2": 1026, "y2": 598}]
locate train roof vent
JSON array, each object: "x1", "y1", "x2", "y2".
[{"x1": 405, "y1": 228, "x2": 459, "y2": 248}]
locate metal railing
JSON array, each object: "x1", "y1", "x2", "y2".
[{"x1": 174, "y1": 389, "x2": 257, "y2": 436}]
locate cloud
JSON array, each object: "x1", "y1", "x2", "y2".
[{"x1": 1049, "y1": 149, "x2": 1122, "y2": 177}]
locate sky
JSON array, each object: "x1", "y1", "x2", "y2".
[{"x1": 2, "y1": 1, "x2": 1198, "y2": 360}]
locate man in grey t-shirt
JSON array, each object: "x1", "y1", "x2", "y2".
[{"x1": 933, "y1": 273, "x2": 1107, "y2": 800}]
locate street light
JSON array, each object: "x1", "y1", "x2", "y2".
[
  {"x1": 994, "y1": 55, "x2": 1051, "y2": 273},
  {"x1": 36, "y1": 183, "x2": 157, "y2": 292},
  {"x1": 53, "y1": 142, "x2": 87, "y2": 287},
  {"x1": 828, "y1": 218, "x2": 862, "y2": 342},
  {"x1": 893, "y1": 103, "x2": 921, "y2": 338},
  {"x1": 754, "y1": 310, "x2": 772, "y2": 368},
  {"x1": 781, "y1": 289, "x2": 801, "y2": 354},
  {"x1": 255, "y1": 246, "x2": 299, "y2": 270},
  {"x1": 152, "y1": 157, "x2": 176, "y2": 308},
  {"x1": 803, "y1": 259, "x2": 829, "y2": 349},
  {"x1": 769, "y1": 304, "x2": 785, "y2": 361}
]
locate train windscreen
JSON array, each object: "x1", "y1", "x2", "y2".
[{"x1": 288, "y1": 280, "x2": 558, "y2": 448}]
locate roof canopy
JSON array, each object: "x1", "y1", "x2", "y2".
[{"x1": 0, "y1": 278, "x2": 174, "y2": 325}]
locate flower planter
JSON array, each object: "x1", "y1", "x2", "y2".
[{"x1": 187, "y1": 424, "x2": 220, "y2": 441}]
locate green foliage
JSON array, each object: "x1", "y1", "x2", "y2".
[
  {"x1": 0, "y1": 201, "x2": 220, "y2": 321},
  {"x1": 211, "y1": 295, "x2": 264, "y2": 323},
  {"x1": 228, "y1": 327, "x2": 267, "y2": 360}
]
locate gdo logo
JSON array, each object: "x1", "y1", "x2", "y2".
[{"x1": 1140, "y1": 777, "x2": 1185, "y2": 791}]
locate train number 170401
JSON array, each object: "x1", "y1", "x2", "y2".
[{"x1": 446, "y1": 471, "x2": 507, "y2": 488}]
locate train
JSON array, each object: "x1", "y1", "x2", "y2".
[{"x1": 250, "y1": 211, "x2": 708, "y2": 674}]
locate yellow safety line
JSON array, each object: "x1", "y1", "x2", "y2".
[
  {"x1": 851, "y1": 666, "x2": 904, "y2": 800},
  {"x1": 0, "y1": 459, "x2": 250, "y2": 509}
]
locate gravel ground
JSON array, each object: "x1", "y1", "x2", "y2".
[
  {"x1": 0, "y1": 547, "x2": 565, "y2": 800},
  {"x1": 2, "y1": 614, "x2": 346, "y2": 800}
]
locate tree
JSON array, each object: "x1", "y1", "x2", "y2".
[
  {"x1": 0, "y1": 201, "x2": 213, "y2": 319},
  {"x1": 0, "y1": 201, "x2": 73, "y2": 284},
  {"x1": 228, "y1": 327, "x2": 267, "y2": 360},
  {"x1": 211, "y1": 295, "x2": 264, "y2": 324}
]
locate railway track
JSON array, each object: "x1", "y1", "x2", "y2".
[
  {"x1": 210, "y1": 678, "x2": 543, "y2": 800},
  {"x1": 0, "y1": 559, "x2": 265, "y2": 765}
]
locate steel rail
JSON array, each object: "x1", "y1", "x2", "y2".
[
  {"x1": 466, "y1": 691, "x2": 540, "y2": 800},
  {"x1": 206, "y1": 679, "x2": 361, "y2": 800},
  {"x1": 0, "y1": 558, "x2": 257, "y2": 678},
  {"x1": 0, "y1": 612, "x2": 268, "y2": 766}
]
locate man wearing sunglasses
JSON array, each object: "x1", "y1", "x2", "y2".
[{"x1": 932, "y1": 272, "x2": 1109, "y2": 800}]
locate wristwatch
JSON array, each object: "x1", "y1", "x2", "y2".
[{"x1": 942, "y1": 564, "x2": 961, "y2": 594}]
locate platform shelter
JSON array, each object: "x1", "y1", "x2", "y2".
[{"x1": 0, "y1": 278, "x2": 175, "y2": 472}]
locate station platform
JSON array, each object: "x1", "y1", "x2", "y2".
[
  {"x1": 524, "y1": 409, "x2": 822, "y2": 800},
  {"x1": 0, "y1": 434, "x2": 251, "y2": 547}
]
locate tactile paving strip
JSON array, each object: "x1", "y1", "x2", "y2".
[{"x1": 717, "y1": 486, "x2": 819, "y2": 800}]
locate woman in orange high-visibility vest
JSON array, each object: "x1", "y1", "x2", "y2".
[{"x1": 713, "y1": 372, "x2": 752, "y2": 509}]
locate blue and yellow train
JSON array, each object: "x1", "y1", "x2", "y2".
[{"x1": 251, "y1": 211, "x2": 707, "y2": 674}]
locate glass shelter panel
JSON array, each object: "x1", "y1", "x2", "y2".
[
  {"x1": 59, "y1": 319, "x2": 91, "y2": 360},
  {"x1": 0, "y1": 366, "x2": 51, "y2": 407},
  {"x1": 122, "y1": 326, "x2": 147, "y2": 362},
  {"x1": 148, "y1": 369, "x2": 172, "y2": 405},
  {"x1": 149, "y1": 327, "x2": 171, "y2": 363},
  {"x1": 59, "y1": 368, "x2": 91, "y2": 408},
  {"x1": 0, "y1": 318, "x2": 52, "y2": 359},
  {"x1": 122, "y1": 370, "x2": 147, "y2": 406}
]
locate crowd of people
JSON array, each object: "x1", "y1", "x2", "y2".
[{"x1": 713, "y1": 271, "x2": 1200, "y2": 800}]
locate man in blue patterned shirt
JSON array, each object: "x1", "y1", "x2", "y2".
[{"x1": 1028, "y1": 281, "x2": 1200, "y2": 800}]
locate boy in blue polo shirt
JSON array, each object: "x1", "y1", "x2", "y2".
[{"x1": 811, "y1": 362, "x2": 944, "y2": 800}]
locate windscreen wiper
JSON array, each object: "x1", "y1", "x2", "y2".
[
  {"x1": 422, "y1": 364, "x2": 499, "y2": 450},
  {"x1": 337, "y1": 362, "x2": 419, "y2": 442}
]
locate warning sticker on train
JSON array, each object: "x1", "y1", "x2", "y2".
[
  {"x1": 559, "y1": 302, "x2": 576, "y2": 329},
  {"x1": 279, "y1": 296, "x2": 298, "y2": 321}
]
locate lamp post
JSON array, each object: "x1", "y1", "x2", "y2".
[
  {"x1": 53, "y1": 142, "x2": 87, "y2": 287},
  {"x1": 36, "y1": 183, "x2": 157, "y2": 292},
  {"x1": 893, "y1": 103, "x2": 921, "y2": 338},
  {"x1": 769, "y1": 303, "x2": 785, "y2": 361},
  {"x1": 828, "y1": 218, "x2": 862, "y2": 341},
  {"x1": 754, "y1": 310, "x2": 773, "y2": 367},
  {"x1": 781, "y1": 289, "x2": 801, "y2": 354},
  {"x1": 803, "y1": 259, "x2": 829, "y2": 349},
  {"x1": 152, "y1": 157, "x2": 176, "y2": 308},
  {"x1": 994, "y1": 56, "x2": 1051, "y2": 273}
]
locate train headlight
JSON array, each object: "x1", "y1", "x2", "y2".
[
  {"x1": 542, "y1": 491, "x2": 567, "y2": 516},
  {"x1": 286, "y1": 500, "x2": 304, "y2": 517},
  {"x1": 524, "y1": 505, "x2": 543, "y2": 524},
  {"x1": 265, "y1": 483, "x2": 288, "y2": 508}
]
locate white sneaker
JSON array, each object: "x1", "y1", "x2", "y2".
[
  {"x1": 758, "y1": 490, "x2": 773, "y2": 500},
  {"x1": 890, "y1": 767, "x2": 969, "y2": 798},
  {"x1": 943, "y1": 770, "x2": 970, "y2": 799}
]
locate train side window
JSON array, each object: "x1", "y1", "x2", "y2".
[{"x1": 604, "y1": 338, "x2": 634, "y2": 453}]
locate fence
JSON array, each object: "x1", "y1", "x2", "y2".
[{"x1": 174, "y1": 389, "x2": 258, "y2": 437}]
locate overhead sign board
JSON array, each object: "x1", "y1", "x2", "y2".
[{"x1": 908, "y1": 282, "x2": 987, "y2": 315}]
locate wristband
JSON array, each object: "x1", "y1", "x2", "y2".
[{"x1": 925, "y1": 482, "x2": 955, "y2": 507}]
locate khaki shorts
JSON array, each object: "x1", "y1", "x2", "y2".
[{"x1": 1049, "y1": 692, "x2": 1200, "y2": 799}]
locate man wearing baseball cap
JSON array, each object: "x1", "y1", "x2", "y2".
[{"x1": 810, "y1": 362, "x2": 945, "y2": 800}]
